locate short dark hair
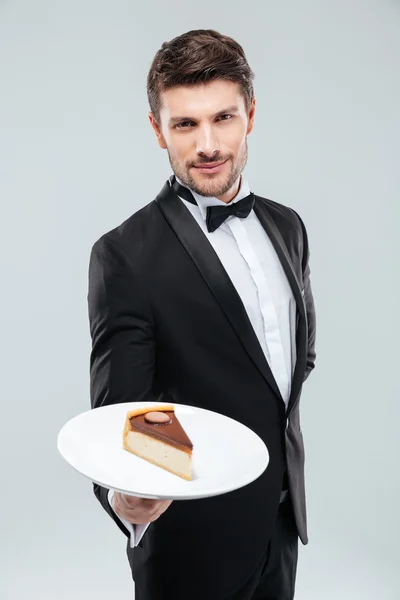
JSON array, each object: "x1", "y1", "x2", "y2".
[{"x1": 147, "y1": 29, "x2": 255, "y2": 123}]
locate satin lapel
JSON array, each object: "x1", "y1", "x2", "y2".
[
  {"x1": 253, "y1": 197, "x2": 308, "y2": 415},
  {"x1": 253, "y1": 198, "x2": 306, "y2": 322},
  {"x1": 155, "y1": 181, "x2": 284, "y2": 403}
]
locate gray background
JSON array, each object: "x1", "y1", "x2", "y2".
[{"x1": 1, "y1": 0, "x2": 399, "y2": 598}]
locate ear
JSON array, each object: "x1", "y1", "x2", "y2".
[
  {"x1": 148, "y1": 112, "x2": 167, "y2": 149},
  {"x1": 246, "y1": 98, "x2": 256, "y2": 135}
]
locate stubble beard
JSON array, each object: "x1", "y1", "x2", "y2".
[{"x1": 168, "y1": 140, "x2": 248, "y2": 198}]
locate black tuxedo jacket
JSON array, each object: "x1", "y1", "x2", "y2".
[{"x1": 87, "y1": 179, "x2": 316, "y2": 600}]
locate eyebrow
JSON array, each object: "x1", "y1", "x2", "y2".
[{"x1": 168, "y1": 105, "x2": 240, "y2": 126}]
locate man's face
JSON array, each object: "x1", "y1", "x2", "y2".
[{"x1": 149, "y1": 80, "x2": 255, "y2": 200}]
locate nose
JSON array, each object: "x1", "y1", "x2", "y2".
[{"x1": 195, "y1": 125, "x2": 220, "y2": 159}]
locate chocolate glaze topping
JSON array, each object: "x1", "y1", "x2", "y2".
[{"x1": 130, "y1": 411, "x2": 193, "y2": 452}]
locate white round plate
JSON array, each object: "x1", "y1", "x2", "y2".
[{"x1": 57, "y1": 401, "x2": 269, "y2": 500}]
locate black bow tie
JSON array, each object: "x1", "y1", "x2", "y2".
[{"x1": 171, "y1": 176, "x2": 255, "y2": 233}]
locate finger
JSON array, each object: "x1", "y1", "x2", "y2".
[
  {"x1": 158, "y1": 500, "x2": 172, "y2": 512},
  {"x1": 120, "y1": 507, "x2": 158, "y2": 523},
  {"x1": 150, "y1": 500, "x2": 172, "y2": 520},
  {"x1": 139, "y1": 501, "x2": 169, "y2": 521},
  {"x1": 114, "y1": 496, "x2": 172, "y2": 522},
  {"x1": 141, "y1": 497, "x2": 160, "y2": 505},
  {"x1": 141, "y1": 498, "x2": 163, "y2": 510},
  {"x1": 121, "y1": 494, "x2": 142, "y2": 509}
]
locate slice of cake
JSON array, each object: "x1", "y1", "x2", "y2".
[{"x1": 122, "y1": 404, "x2": 193, "y2": 480}]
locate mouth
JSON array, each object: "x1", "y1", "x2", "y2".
[{"x1": 193, "y1": 159, "x2": 228, "y2": 174}]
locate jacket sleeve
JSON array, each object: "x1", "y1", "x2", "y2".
[
  {"x1": 293, "y1": 211, "x2": 317, "y2": 382},
  {"x1": 87, "y1": 235, "x2": 157, "y2": 538}
]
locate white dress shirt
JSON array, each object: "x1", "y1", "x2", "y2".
[{"x1": 109, "y1": 172, "x2": 297, "y2": 548}]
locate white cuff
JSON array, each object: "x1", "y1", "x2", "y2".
[{"x1": 107, "y1": 489, "x2": 151, "y2": 548}]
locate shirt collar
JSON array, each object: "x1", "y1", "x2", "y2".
[{"x1": 172, "y1": 173, "x2": 251, "y2": 222}]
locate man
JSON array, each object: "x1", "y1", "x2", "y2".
[{"x1": 88, "y1": 29, "x2": 316, "y2": 600}]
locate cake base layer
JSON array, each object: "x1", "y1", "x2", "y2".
[{"x1": 124, "y1": 430, "x2": 192, "y2": 481}]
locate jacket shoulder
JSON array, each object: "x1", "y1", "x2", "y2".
[
  {"x1": 255, "y1": 194, "x2": 304, "y2": 233},
  {"x1": 255, "y1": 194, "x2": 310, "y2": 271},
  {"x1": 91, "y1": 199, "x2": 161, "y2": 254}
]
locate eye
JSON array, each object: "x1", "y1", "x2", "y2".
[
  {"x1": 218, "y1": 114, "x2": 233, "y2": 121},
  {"x1": 175, "y1": 121, "x2": 194, "y2": 130}
]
